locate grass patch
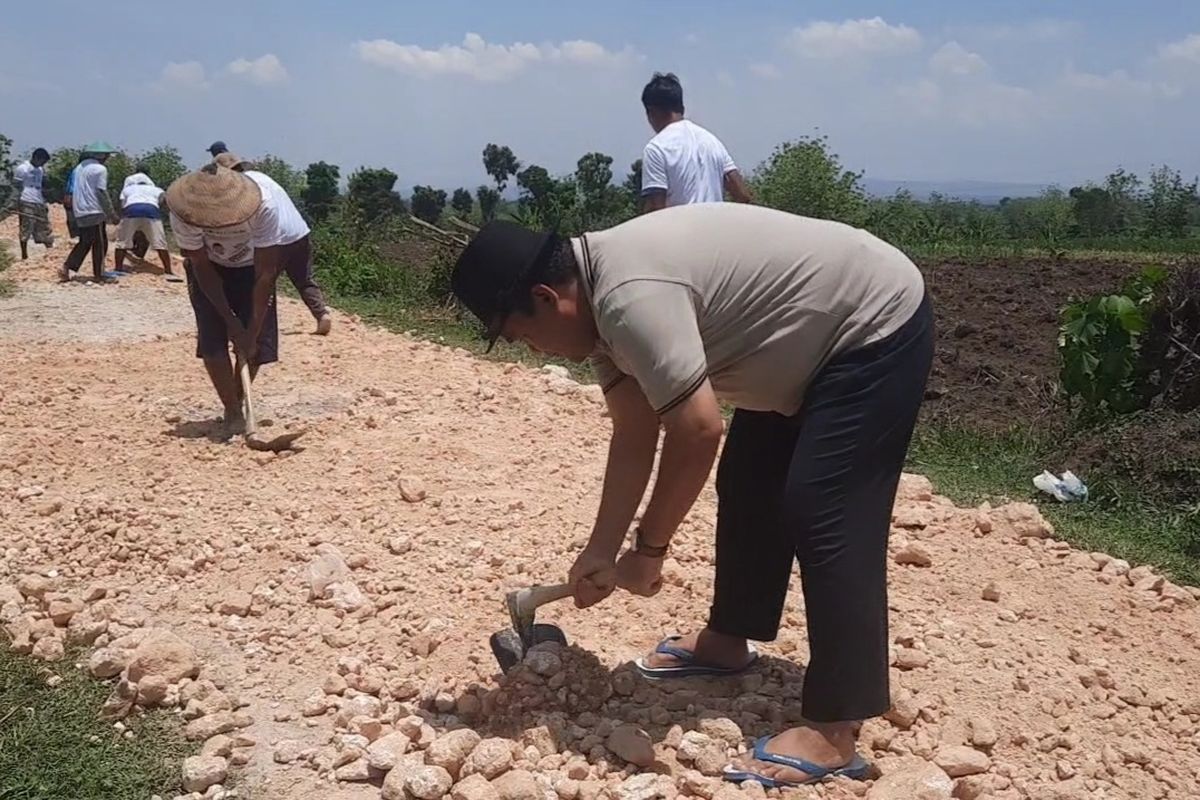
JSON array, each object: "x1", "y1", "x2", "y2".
[
  {"x1": 0, "y1": 647, "x2": 195, "y2": 800},
  {"x1": 908, "y1": 425, "x2": 1200, "y2": 585},
  {"x1": 0, "y1": 243, "x2": 13, "y2": 298},
  {"x1": 332, "y1": 292, "x2": 593, "y2": 381}
]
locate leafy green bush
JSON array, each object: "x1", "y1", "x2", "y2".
[
  {"x1": 751, "y1": 135, "x2": 867, "y2": 226},
  {"x1": 1059, "y1": 266, "x2": 1168, "y2": 416}
]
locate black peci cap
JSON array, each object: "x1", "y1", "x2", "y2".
[
  {"x1": 207, "y1": 140, "x2": 228, "y2": 156},
  {"x1": 451, "y1": 221, "x2": 558, "y2": 352}
]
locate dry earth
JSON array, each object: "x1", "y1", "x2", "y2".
[{"x1": 2, "y1": 210, "x2": 1200, "y2": 800}]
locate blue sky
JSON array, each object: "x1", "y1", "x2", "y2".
[{"x1": 3, "y1": 1, "x2": 1199, "y2": 191}]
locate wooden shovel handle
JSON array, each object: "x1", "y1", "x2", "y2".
[{"x1": 238, "y1": 361, "x2": 257, "y2": 435}]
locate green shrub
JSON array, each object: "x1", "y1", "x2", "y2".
[{"x1": 1059, "y1": 266, "x2": 1168, "y2": 416}]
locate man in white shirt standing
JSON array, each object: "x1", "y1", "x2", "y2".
[
  {"x1": 165, "y1": 163, "x2": 312, "y2": 429},
  {"x1": 13, "y1": 147, "x2": 55, "y2": 260},
  {"x1": 639, "y1": 73, "x2": 752, "y2": 213},
  {"x1": 61, "y1": 141, "x2": 120, "y2": 283},
  {"x1": 114, "y1": 170, "x2": 180, "y2": 282}
]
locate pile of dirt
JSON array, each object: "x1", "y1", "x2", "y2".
[{"x1": 3, "y1": 212, "x2": 1200, "y2": 800}]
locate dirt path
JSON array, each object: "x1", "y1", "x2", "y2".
[{"x1": 2, "y1": 210, "x2": 1199, "y2": 800}]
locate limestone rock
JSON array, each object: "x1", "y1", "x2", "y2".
[
  {"x1": 934, "y1": 745, "x2": 991, "y2": 777},
  {"x1": 31, "y1": 634, "x2": 65, "y2": 662},
  {"x1": 866, "y1": 763, "x2": 953, "y2": 799},
  {"x1": 181, "y1": 756, "x2": 227, "y2": 794},
  {"x1": 894, "y1": 544, "x2": 934, "y2": 567},
  {"x1": 492, "y1": 769, "x2": 543, "y2": 800},
  {"x1": 461, "y1": 737, "x2": 514, "y2": 780},
  {"x1": 125, "y1": 629, "x2": 199, "y2": 684},
  {"x1": 428, "y1": 729, "x2": 483, "y2": 779},
  {"x1": 368, "y1": 732, "x2": 412, "y2": 772},
  {"x1": 453, "y1": 773, "x2": 502, "y2": 800},
  {"x1": 607, "y1": 724, "x2": 655, "y2": 767}
]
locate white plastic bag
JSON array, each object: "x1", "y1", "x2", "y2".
[{"x1": 1033, "y1": 470, "x2": 1088, "y2": 503}]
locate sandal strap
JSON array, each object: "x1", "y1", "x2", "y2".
[
  {"x1": 750, "y1": 737, "x2": 839, "y2": 779},
  {"x1": 653, "y1": 636, "x2": 696, "y2": 663}
]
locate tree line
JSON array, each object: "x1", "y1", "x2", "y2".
[{"x1": 5, "y1": 134, "x2": 1199, "y2": 256}]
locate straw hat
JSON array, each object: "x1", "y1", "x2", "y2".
[
  {"x1": 213, "y1": 152, "x2": 252, "y2": 172},
  {"x1": 166, "y1": 163, "x2": 262, "y2": 228}
]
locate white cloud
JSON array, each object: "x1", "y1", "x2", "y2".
[
  {"x1": 227, "y1": 54, "x2": 289, "y2": 86},
  {"x1": 960, "y1": 19, "x2": 1080, "y2": 43},
  {"x1": 930, "y1": 42, "x2": 987, "y2": 76},
  {"x1": 683, "y1": 33, "x2": 701, "y2": 45},
  {"x1": 896, "y1": 78, "x2": 942, "y2": 113},
  {"x1": 895, "y1": 73, "x2": 1037, "y2": 129},
  {"x1": 787, "y1": 17, "x2": 922, "y2": 59},
  {"x1": 354, "y1": 32, "x2": 635, "y2": 82},
  {"x1": 1159, "y1": 33, "x2": 1200, "y2": 64},
  {"x1": 1060, "y1": 67, "x2": 1181, "y2": 100},
  {"x1": 153, "y1": 61, "x2": 209, "y2": 92},
  {"x1": 749, "y1": 62, "x2": 781, "y2": 80}
]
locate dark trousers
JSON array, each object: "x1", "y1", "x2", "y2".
[
  {"x1": 64, "y1": 223, "x2": 107, "y2": 278},
  {"x1": 184, "y1": 260, "x2": 280, "y2": 366},
  {"x1": 707, "y1": 295, "x2": 934, "y2": 723},
  {"x1": 282, "y1": 236, "x2": 327, "y2": 321}
]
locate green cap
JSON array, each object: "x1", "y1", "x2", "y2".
[{"x1": 82, "y1": 140, "x2": 118, "y2": 155}]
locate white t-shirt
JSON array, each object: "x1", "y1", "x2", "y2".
[
  {"x1": 13, "y1": 161, "x2": 45, "y2": 205},
  {"x1": 72, "y1": 159, "x2": 110, "y2": 217},
  {"x1": 120, "y1": 174, "x2": 164, "y2": 209},
  {"x1": 170, "y1": 170, "x2": 310, "y2": 268},
  {"x1": 641, "y1": 120, "x2": 737, "y2": 207}
]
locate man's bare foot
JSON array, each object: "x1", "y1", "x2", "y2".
[
  {"x1": 643, "y1": 629, "x2": 753, "y2": 670},
  {"x1": 729, "y1": 723, "x2": 861, "y2": 784},
  {"x1": 58, "y1": 266, "x2": 71, "y2": 282},
  {"x1": 316, "y1": 315, "x2": 332, "y2": 336}
]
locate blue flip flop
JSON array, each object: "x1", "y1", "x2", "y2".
[
  {"x1": 723, "y1": 736, "x2": 869, "y2": 788},
  {"x1": 634, "y1": 635, "x2": 758, "y2": 679}
]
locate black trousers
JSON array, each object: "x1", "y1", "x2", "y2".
[
  {"x1": 282, "y1": 236, "x2": 328, "y2": 321},
  {"x1": 707, "y1": 295, "x2": 934, "y2": 723},
  {"x1": 64, "y1": 223, "x2": 107, "y2": 279}
]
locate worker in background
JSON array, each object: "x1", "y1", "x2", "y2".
[
  {"x1": 60, "y1": 142, "x2": 120, "y2": 283},
  {"x1": 12, "y1": 147, "x2": 55, "y2": 259},
  {"x1": 214, "y1": 151, "x2": 332, "y2": 335},
  {"x1": 115, "y1": 168, "x2": 181, "y2": 282},
  {"x1": 61, "y1": 153, "x2": 86, "y2": 239},
  {"x1": 639, "y1": 72, "x2": 752, "y2": 213}
]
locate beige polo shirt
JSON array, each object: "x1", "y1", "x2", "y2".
[{"x1": 573, "y1": 203, "x2": 925, "y2": 416}]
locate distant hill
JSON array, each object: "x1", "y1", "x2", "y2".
[{"x1": 864, "y1": 178, "x2": 1051, "y2": 204}]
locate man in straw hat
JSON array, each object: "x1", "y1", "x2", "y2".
[
  {"x1": 166, "y1": 162, "x2": 311, "y2": 429},
  {"x1": 60, "y1": 141, "x2": 121, "y2": 283},
  {"x1": 449, "y1": 203, "x2": 933, "y2": 788},
  {"x1": 214, "y1": 151, "x2": 332, "y2": 335}
]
